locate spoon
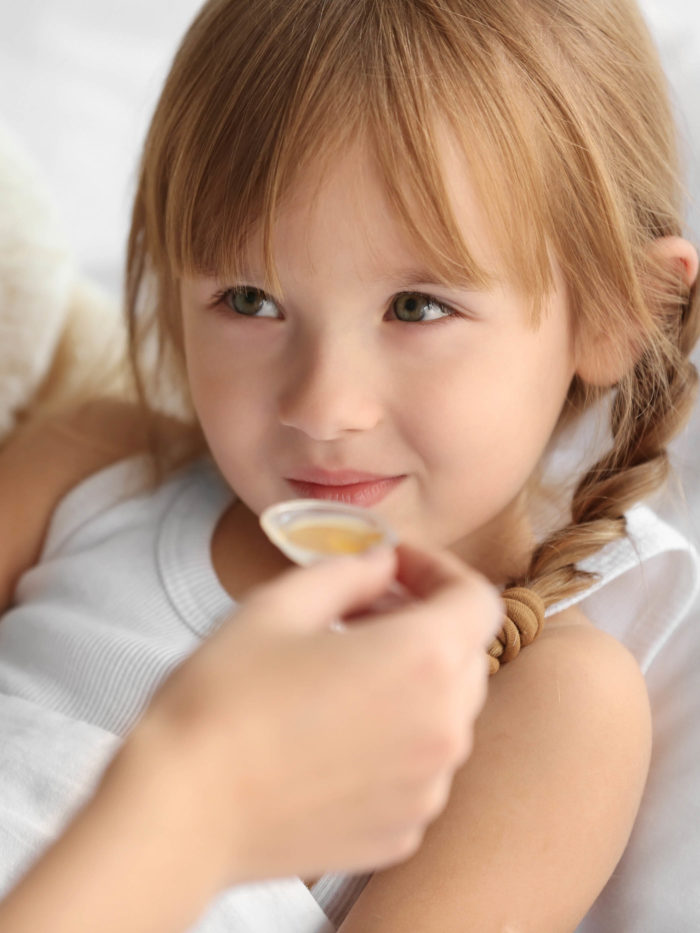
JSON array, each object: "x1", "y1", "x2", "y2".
[
  {"x1": 259, "y1": 499, "x2": 407, "y2": 626},
  {"x1": 259, "y1": 498, "x2": 398, "y2": 565}
]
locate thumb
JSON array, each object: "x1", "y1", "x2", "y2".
[{"x1": 246, "y1": 548, "x2": 399, "y2": 634}]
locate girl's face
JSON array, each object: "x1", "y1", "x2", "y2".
[{"x1": 181, "y1": 139, "x2": 582, "y2": 581}]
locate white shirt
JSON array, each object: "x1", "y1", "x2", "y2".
[{"x1": 0, "y1": 455, "x2": 697, "y2": 931}]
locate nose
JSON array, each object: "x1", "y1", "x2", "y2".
[{"x1": 277, "y1": 331, "x2": 383, "y2": 440}]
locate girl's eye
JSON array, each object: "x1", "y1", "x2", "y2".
[
  {"x1": 392, "y1": 292, "x2": 453, "y2": 323},
  {"x1": 221, "y1": 287, "x2": 280, "y2": 318},
  {"x1": 213, "y1": 287, "x2": 455, "y2": 323}
]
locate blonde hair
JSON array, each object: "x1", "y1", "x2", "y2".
[{"x1": 126, "y1": 0, "x2": 699, "y2": 611}]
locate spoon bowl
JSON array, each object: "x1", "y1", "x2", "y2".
[{"x1": 260, "y1": 498, "x2": 398, "y2": 566}]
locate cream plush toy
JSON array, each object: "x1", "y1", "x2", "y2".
[{"x1": 0, "y1": 121, "x2": 126, "y2": 444}]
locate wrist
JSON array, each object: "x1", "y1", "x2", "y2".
[
  {"x1": 108, "y1": 721, "x2": 244, "y2": 893},
  {"x1": 0, "y1": 729, "x2": 239, "y2": 933}
]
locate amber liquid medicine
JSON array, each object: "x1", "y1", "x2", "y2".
[
  {"x1": 260, "y1": 500, "x2": 407, "y2": 625},
  {"x1": 260, "y1": 499, "x2": 397, "y2": 565}
]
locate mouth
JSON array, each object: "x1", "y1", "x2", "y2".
[{"x1": 285, "y1": 470, "x2": 406, "y2": 508}]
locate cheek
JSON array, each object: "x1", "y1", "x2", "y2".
[
  {"x1": 183, "y1": 328, "x2": 267, "y2": 447},
  {"x1": 399, "y1": 350, "x2": 511, "y2": 456},
  {"x1": 184, "y1": 338, "x2": 225, "y2": 426},
  {"x1": 408, "y1": 336, "x2": 573, "y2": 490}
]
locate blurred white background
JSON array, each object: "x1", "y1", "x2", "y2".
[
  {"x1": 0, "y1": 0, "x2": 202, "y2": 296},
  {"x1": 0, "y1": 0, "x2": 698, "y2": 300}
]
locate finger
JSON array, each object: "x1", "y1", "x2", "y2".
[
  {"x1": 396, "y1": 543, "x2": 501, "y2": 625},
  {"x1": 395, "y1": 543, "x2": 502, "y2": 646},
  {"x1": 395, "y1": 542, "x2": 476, "y2": 600},
  {"x1": 246, "y1": 548, "x2": 399, "y2": 633}
]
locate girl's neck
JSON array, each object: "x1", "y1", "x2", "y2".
[
  {"x1": 211, "y1": 500, "x2": 294, "y2": 604},
  {"x1": 447, "y1": 490, "x2": 537, "y2": 588}
]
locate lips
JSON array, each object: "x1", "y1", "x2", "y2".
[{"x1": 285, "y1": 468, "x2": 405, "y2": 507}]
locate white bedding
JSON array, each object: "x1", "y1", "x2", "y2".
[{"x1": 0, "y1": 2, "x2": 699, "y2": 929}]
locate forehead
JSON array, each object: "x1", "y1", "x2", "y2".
[{"x1": 239, "y1": 130, "x2": 503, "y2": 291}]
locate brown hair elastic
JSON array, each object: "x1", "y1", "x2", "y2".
[{"x1": 488, "y1": 588, "x2": 546, "y2": 675}]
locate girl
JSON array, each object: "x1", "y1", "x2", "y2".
[{"x1": 1, "y1": 0, "x2": 699, "y2": 931}]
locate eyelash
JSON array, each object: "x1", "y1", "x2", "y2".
[{"x1": 208, "y1": 286, "x2": 461, "y2": 325}]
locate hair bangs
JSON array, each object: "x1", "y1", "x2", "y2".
[
  {"x1": 154, "y1": 0, "x2": 566, "y2": 314},
  {"x1": 135, "y1": 0, "x2": 685, "y2": 364},
  {"x1": 155, "y1": 0, "x2": 371, "y2": 295},
  {"x1": 359, "y1": 3, "x2": 558, "y2": 320}
]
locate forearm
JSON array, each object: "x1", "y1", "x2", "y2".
[{"x1": 0, "y1": 735, "x2": 232, "y2": 933}]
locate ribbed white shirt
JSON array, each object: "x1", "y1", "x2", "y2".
[{"x1": 0, "y1": 455, "x2": 697, "y2": 931}]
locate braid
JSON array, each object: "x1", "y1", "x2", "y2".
[
  {"x1": 529, "y1": 279, "x2": 698, "y2": 607},
  {"x1": 489, "y1": 267, "x2": 699, "y2": 673}
]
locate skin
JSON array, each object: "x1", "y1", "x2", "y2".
[{"x1": 180, "y1": 134, "x2": 587, "y2": 592}]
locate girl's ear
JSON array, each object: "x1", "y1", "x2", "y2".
[
  {"x1": 648, "y1": 235, "x2": 699, "y2": 289},
  {"x1": 574, "y1": 236, "x2": 699, "y2": 388}
]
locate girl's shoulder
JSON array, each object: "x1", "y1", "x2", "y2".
[
  {"x1": 495, "y1": 603, "x2": 651, "y2": 773},
  {"x1": 528, "y1": 602, "x2": 650, "y2": 711},
  {"x1": 506, "y1": 604, "x2": 651, "y2": 784},
  {"x1": 340, "y1": 607, "x2": 651, "y2": 932},
  {"x1": 0, "y1": 398, "x2": 195, "y2": 613}
]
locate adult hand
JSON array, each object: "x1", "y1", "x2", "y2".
[{"x1": 125, "y1": 543, "x2": 502, "y2": 889}]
